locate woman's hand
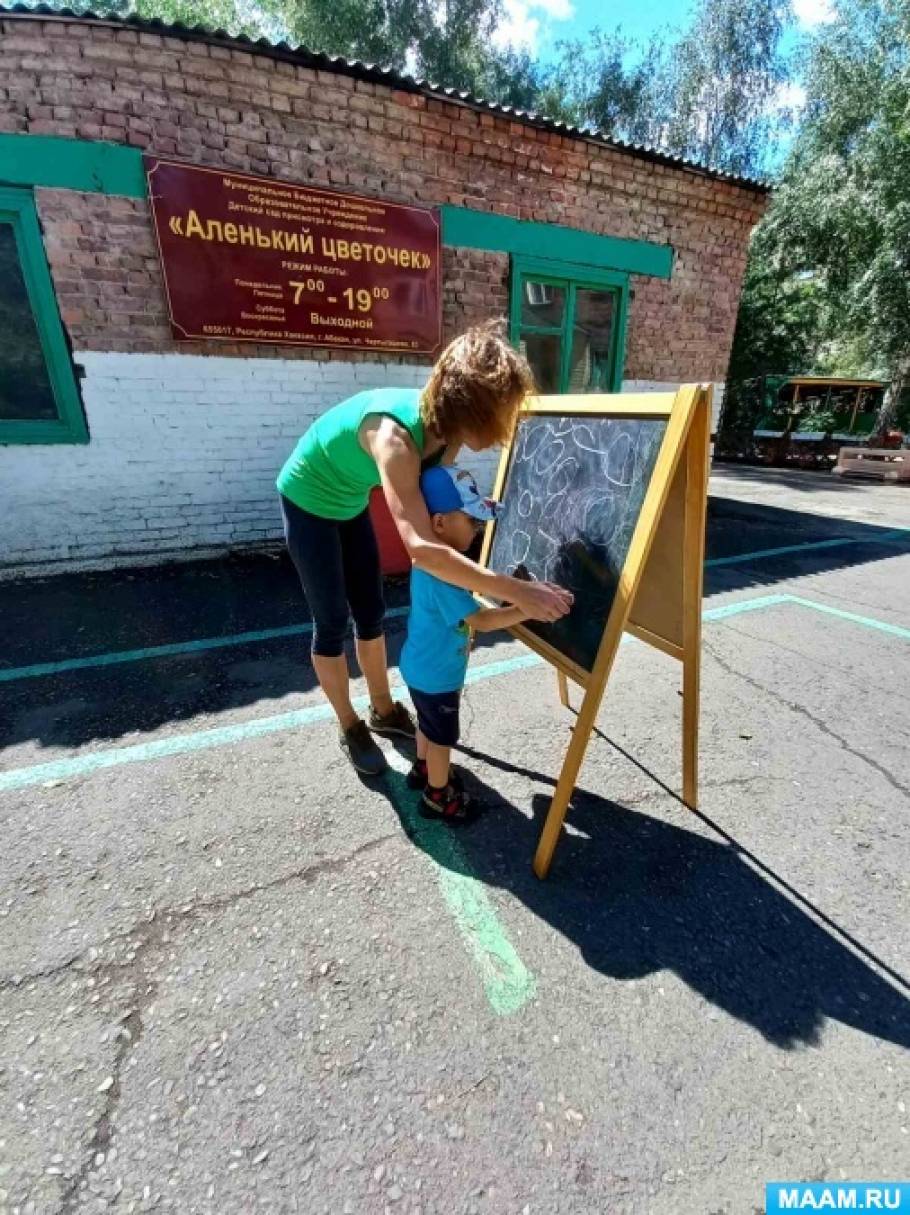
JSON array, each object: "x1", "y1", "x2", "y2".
[{"x1": 510, "y1": 579, "x2": 574, "y2": 622}]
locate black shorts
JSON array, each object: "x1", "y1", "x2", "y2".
[{"x1": 408, "y1": 687, "x2": 461, "y2": 747}]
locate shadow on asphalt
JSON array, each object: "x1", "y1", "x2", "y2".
[
  {"x1": 0, "y1": 502, "x2": 906, "y2": 751},
  {"x1": 705, "y1": 498, "x2": 908, "y2": 596},
  {"x1": 713, "y1": 462, "x2": 909, "y2": 496},
  {"x1": 0, "y1": 551, "x2": 412, "y2": 750},
  {"x1": 0, "y1": 620, "x2": 403, "y2": 751},
  {"x1": 376, "y1": 741, "x2": 910, "y2": 1054}
]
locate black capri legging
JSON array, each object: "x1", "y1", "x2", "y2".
[{"x1": 280, "y1": 494, "x2": 385, "y2": 658}]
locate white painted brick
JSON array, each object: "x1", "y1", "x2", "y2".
[
  {"x1": 622, "y1": 379, "x2": 725, "y2": 433},
  {"x1": 0, "y1": 351, "x2": 429, "y2": 575}
]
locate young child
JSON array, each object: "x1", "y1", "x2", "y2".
[{"x1": 399, "y1": 465, "x2": 529, "y2": 824}]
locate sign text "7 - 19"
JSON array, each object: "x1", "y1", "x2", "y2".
[{"x1": 289, "y1": 281, "x2": 391, "y2": 312}]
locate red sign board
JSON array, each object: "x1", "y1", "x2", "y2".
[{"x1": 145, "y1": 157, "x2": 442, "y2": 354}]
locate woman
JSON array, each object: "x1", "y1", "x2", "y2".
[{"x1": 277, "y1": 321, "x2": 573, "y2": 776}]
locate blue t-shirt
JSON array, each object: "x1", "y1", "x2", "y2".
[{"x1": 399, "y1": 569, "x2": 479, "y2": 694}]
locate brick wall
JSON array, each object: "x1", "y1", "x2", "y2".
[
  {"x1": 0, "y1": 17, "x2": 766, "y2": 382},
  {"x1": 0, "y1": 15, "x2": 766, "y2": 573}
]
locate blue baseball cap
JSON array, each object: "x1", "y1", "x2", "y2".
[{"x1": 420, "y1": 465, "x2": 502, "y2": 523}]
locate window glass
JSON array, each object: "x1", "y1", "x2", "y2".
[
  {"x1": 520, "y1": 280, "x2": 565, "y2": 330},
  {"x1": 520, "y1": 333, "x2": 562, "y2": 393},
  {"x1": 567, "y1": 288, "x2": 616, "y2": 393},
  {"x1": 0, "y1": 221, "x2": 58, "y2": 422}
]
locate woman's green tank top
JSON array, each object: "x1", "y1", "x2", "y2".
[{"x1": 276, "y1": 388, "x2": 425, "y2": 521}]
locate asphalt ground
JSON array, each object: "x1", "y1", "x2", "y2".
[{"x1": 1, "y1": 465, "x2": 908, "y2": 1215}]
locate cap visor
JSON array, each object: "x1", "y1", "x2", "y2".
[{"x1": 463, "y1": 500, "x2": 501, "y2": 522}]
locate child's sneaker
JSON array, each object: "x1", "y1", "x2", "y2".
[
  {"x1": 406, "y1": 759, "x2": 463, "y2": 792},
  {"x1": 420, "y1": 783, "x2": 479, "y2": 825}
]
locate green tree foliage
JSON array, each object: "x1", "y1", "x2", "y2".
[
  {"x1": 662, "y1": 0, "x2": 790, "y2": 176},
  {"x1": 130, "y1": 0, "x2": 257, "y2": 33},
  {"x1": 539, "y1": 29, "x2": 674, "y2": 145},
  {"x1": 257, "y1": 0, "x2": 506, "y2": 91},
  {"x1": 263, "y1": 0, "x2": 422, "y2": 61},
  {"x1": 540, "y1": 0, "x2": 790, "y2": 178},
  {"x1": 765, "y1": 0, "x2": 910, "y2": 405},
  {"x1": 722, "y1": 227, "x2": 825, "y2": 436},
  {"x1": 728, "y1": 237, "x2": 824, "y2": 385},
  {"x1": 727, "y1": 0, "x2": 910, "y2": 431},
  {"x1": 411, "y1": 0, "x2": 505, "y2": 90},
  {"x1": 474, "y1": 47, "x2": 554, "y2": 112},
  {"x1": 128, "y1": 0, "x2": 511, "y2": 94}
]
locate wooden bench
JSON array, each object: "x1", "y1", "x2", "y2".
[{"x1": 833, "y1": 446, "x2": 910, "y2": 482}]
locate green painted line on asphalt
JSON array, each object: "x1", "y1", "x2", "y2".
[
  {"x1": 5, "y1": 528, "x2": 909, "y2": 685},
  {"x1": 784, "y1": 596, "x2": 910, "y2": 641},
  {"x1": 0, "y1": 696, "x2": 342, "y2": 791},
  {"x1": 11, "y1": 588, "x2": 894, "y2": 1021},
  {"x1": 383, "y1": 753, "x2": 537, "y2": 1016},
  {"x1": 0, "y1": 653, "x2": 542, "y2": 793},
  {"x1": 2, "y1": 587, "x2": 903, "y2": 1020},
  {"x1": 4, "y1": 591, "x2": 905, "y2": 798},
  {"x1": 705, "y1": 591, "x2": 909, "y2": 640},
  {"x1": 0, "y1": 652, "x2": 540, "y2": 1018},
  {"x1": 704, "y1": 528, "x2": 910, "y2": 568},
  {"x1": 702, "y1": 594, "x2": 792, "y2": 621},
  {"x1": 0, "y1": 607, "x2": 412, "y2": 684},
  {"x1": 0, "y1": 595, "x2": 818, "y2": 792}
]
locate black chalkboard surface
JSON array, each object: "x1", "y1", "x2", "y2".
[{"x1": 487, "y1": 413, "x2": 668, "y2": 672}]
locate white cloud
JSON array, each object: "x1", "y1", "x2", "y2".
[
  {"x1": 793, "y1": 0, "x2": 836, "y2": 27},
  {"x1": 534, "y1": 0, "x2": 575, "y2": 18},
  {"x1": 772, "y1": 81, "x2": 808, "y2": 112},
  {"x1": 492, "y1": 0, "x2": 574, "y2": 52},
  {"x1": 493, "y1": 0, "x2": 541, "y2": 50}
]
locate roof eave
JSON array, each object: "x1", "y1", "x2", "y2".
[{"x1": 0, "y1": 4, "x2": 772, "y2": 195}]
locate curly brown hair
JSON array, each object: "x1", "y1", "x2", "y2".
[{"x1": 420, "y1": 320, "x2": 535, "y2": 448}]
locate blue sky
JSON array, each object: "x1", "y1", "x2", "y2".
[
  {"x1": 492, "y1": 0, "x2": 836, "y2": 69},
  {"x1": 532, "y1": 0, "x2": 694, "y2": 56}
]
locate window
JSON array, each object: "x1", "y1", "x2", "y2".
[
  {"x1": 0, "y1": 187, "x2": 87, "y2": 444},
  {"x1": 509, "y1": 256, "x2": 630, "y2": 395}
]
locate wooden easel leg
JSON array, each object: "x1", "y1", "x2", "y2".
[
  {"x1": 681, "y1": 388, "x2": 710, "y2": 809},
  {"x1": 682, "y1": 647, "x2": 698, "y2": 808},
  {"x1": 533, "y1": 681, "x2": 605, "y2": 879},
  {"x1": 556, "y1": 670, "x2": 570, "y2": 709}
]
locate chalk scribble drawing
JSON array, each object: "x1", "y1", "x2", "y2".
[{"x1": 489, "y1": 414, "x2": 667, "y2": 670}]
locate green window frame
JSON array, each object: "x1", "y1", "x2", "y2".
[
  {"x1": 0, "y1": 186, "x2": 88, "y2": 445},
  {"x1": 509, "y1": 255, "x2": 631, "y2": 395}
]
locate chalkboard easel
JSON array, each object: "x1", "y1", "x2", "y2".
[{"x1": 480, "y1": 384, "x2": 712, "y2": 879}]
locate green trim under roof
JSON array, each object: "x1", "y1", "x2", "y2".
[
  {"x1": 0, "y1": 134, "x2": 146, "y2": 197},
  {"x1": 441, "y1": 206, "x2": 673, "y2": 279},
  {"x1": 0, "y1": 136, "x2": 673, "y2": 280}
]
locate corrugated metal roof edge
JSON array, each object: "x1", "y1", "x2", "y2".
[{"x1": 1, "y1": 3, "x2": 772, "y2": 195}]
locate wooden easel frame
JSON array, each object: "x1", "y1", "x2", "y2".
[{"x1": 479, "y1": 384, "x2": 712, "y2": 878}]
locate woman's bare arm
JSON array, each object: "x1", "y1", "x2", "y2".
[{"x1": 364, "y1": 418, "x2": 572, "y2": 623}]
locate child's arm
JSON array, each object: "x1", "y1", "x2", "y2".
[{"x1": 464, "y1": 604, "x2": 530, "y2": 634}]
